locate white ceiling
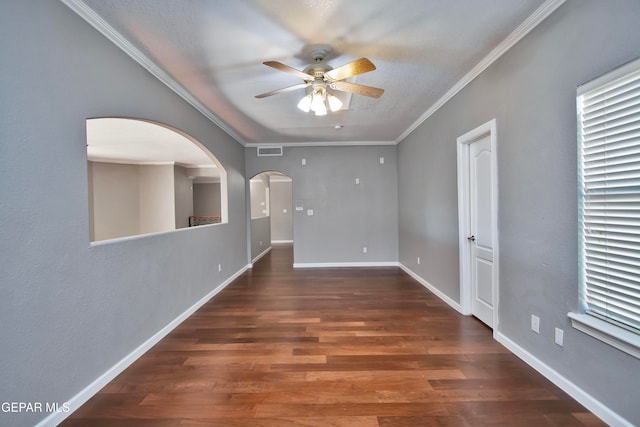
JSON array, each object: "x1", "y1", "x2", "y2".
[
  {"x1": 68, "y1": 0, "x2": 562, "y2": 146},
  {"x1": 87, "y1": 118, "x2": 219, "y2": 179}
]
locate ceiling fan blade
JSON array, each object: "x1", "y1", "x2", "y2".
[
  {"x1": 330, "y1": 81, "x2": 384, "y2": 98},
  {"x1": 263, "y1": 61, "x2": 314, "y2": 81},
  {"x1": 255, "y1": 82, "x2": 310, "y2": 98},
  {"x1": 324, "y1": 58, "x2": 376, "y2": 81}
]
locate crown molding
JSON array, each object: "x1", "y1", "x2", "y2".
[
  {"x1": 395, "y1": 0, "x2": 566, "y2": 144},
  {"x1": 88, "y1": 157, "x2": 176, "y2": 166},
  {"x1": 245, "y1": 140, "x2": 396, "y2": 148},
  {"x1": 60, "y1": 0, "x2": 248, "y2": 147}
]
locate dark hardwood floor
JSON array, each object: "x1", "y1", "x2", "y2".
[{"x1": 62, "y1": 244, "x2": 605, "y2": 426}]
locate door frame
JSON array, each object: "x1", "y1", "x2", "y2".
[{"x1": 457, "y1": 119, "x2": 499, "y2": 335}]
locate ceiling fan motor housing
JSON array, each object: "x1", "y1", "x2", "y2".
[{"x1": 303, "y1": 66, "x2": 332, "y2": 81}]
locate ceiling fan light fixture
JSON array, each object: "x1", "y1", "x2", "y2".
[
  {"x1": 327, "y1": 93, "x2": 342, "y2": 112},
  {"x1": 313, "y1": 100, "x2": 327, "y2": 116},
  {"x1": 310, "y1": 87, "x2": 327, "y2": 116},
  {"x1": 297, "y1": 94, "x2": 312, "y2": 112}
]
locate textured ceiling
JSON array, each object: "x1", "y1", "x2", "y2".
[
  {"x1": 87, "y1": 118, "x2": 217, "y2": 167},
  {"x1": 70, "y1": 0, "x2": 557, "y2": 146}
]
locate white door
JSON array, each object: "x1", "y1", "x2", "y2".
[{"x1": 469, "y1": 135, "x2": 495, "y2": 327}]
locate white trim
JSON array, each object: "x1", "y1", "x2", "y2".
[
  {"x1": 89, "y1": 220, "x2": 224, "y2": 248},
  {"x1": 293, "y1": 261, "x2": 399, "y2": 268},
  {"x1": 271, "y1": 240, "x2": 293, "y2": 244},
  {"x1": 496, "y1": 332, "x2": 633, "y2": 427},
  {"x1": 399, "y1": 264, "x2": 463, "y2": 314},
  {"x1": 577, "y1": 56, "x2": 640, "y2": 96},
  {"x1": 35, "y1": 265, "x2": 248, "y2": 427},
  {"x1": 568, "y1": 312, "x2": 640, "y2": 360},
  {"x1": 246, "y1": 140, "x2": 396, "y2": 148},
  {"x1": 457, "y1": 141, "x2": 472, "y2": 316},
  {"x1": 249, "y1": 246, "x2": 272, "y2": 267},
  {"x1": 88, "y1": 158, "x2": 177, "y2": 166},
  {"x1": 456, "y1": 119, "x2": 499, "y2": 333},
  {"x1": 59, "y1": 0, "x2": 247, "y2": 147},
  {"x1": 269, "y1": 176, "x2": 292, "y2": 183},
  {"x1": 396, "y1": 0, "x2": 566, "y2": 144}
]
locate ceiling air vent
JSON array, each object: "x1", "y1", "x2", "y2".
[{"x1": 257, "y1": 146, "x2": 283, "y2": 157}]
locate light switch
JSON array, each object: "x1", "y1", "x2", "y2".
[
  {"x1": 355, "y1": 178, "x2": 360, "y2": 184},
  {"x1": 555, "y1": 328, "x2": 564, "y2": 346},
  {"x1": 301, "y1": 158, "x2": 307, "y2": 166},
  {"x1": 307, "y1": 209, "x2": 314, "y2": 216},
  {"x1": 380, "y1": 157, "x2": 385, "y2": 164},
  {"x1": 531, "y1": 315, "x2": 540, "y2": 334},
  {"x1": 283, "y1": 208, "x2": 288, "y2": 214}
]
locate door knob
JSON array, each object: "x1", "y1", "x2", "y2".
[{"x1": 467, "y1": 235, "x2": 476, "y2": 241}]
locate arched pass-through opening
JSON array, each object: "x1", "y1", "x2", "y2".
[
  {"x1": 248, "y1": 171, "x2": 293, "y2": 266},
  {"x1": 86, "y1": 117, "x2": 228, "y2": 243}
]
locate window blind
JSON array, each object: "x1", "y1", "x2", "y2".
[{"x1": 578, "y1": 59, "x2": 640, "y2": 333}]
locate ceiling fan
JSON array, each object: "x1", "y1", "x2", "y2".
[{"x1": 255, "y1": 49, "x2": 384, "y2": 116}]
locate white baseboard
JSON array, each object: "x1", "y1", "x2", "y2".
[
  {"x1": 36, "y1": 265, "x2": 248, "y2": 427},
  {"x1": 399, "y1": 264, "x2": 463, "y2": 313},
  {"x1": 271, "y1": 240, "x2": 293, "y2": 244},
  {"x1": 248, "y1": 246, "x2": 272, "y2": 267},
  {"x1": 293, "y1": 261, "x2": 399, "y2": 268},
  {"x1": 495, "y1": 332, "x2": 632, "y2": 427},
  {"x1": 40, "y1": 258, "x2": 628, "y2": 427},
  {"x1": 399, "y1": 263, "x2": 628, "y2": 426}
]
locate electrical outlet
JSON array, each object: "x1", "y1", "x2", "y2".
[
  {"x1": 555, "y1": 327, "x2": 564, "y2": 346},
  {"x1": 417, "y1": 257, "x2": 421, "y2": 265},
  {"x1": 355, "y1": 178, "x2": 360, "y2": 184},
  {"x1": 531, "y1": 315, "x2": 540, "y2": 334},
  {"x1": 362, "y1": 246, "x2": 368, "y2": 254},
  {"x1": 380, "y1": 157, "x2": 385, "y2": 164},
  {"x1": 218, "y1": 264, "x2": 222, "y2": 272}
]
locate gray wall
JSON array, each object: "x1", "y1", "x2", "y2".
[
  {"x1": 193, "y1": 182, "x2": 221, "y2": 217},
  {"x1": 174, "y1": 165, "x2": 194, "y2": 229},
  {"x1": 246, "y1": 145, "x2": 398, "y2": 265},
  {"x1": 0, "y1": 2, "x2": 247, "y2": 426},
  {"x1": 249, "y1": 173, "x2": 272, "y2": 261},
  {"x1": 397, "y1": 0, "x2": 640, "y2": 423},
  {"x1": 139, "y1": 164, "x2": 175, "y2": 235},
  {"x1": 90, "y1": 161, "x2": 141, "y2": 241},
  {"x1": 250, "y1": 217, "x2": 272, "y2": 262},
  {"x1": 270, "y1": 179, "x2": 293, "y2": 242},
  {"x1": 250, "y1": 175, "x2": 269, "y2": 218}
]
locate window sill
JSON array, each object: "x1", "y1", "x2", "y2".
[{"x1": 568, "y1": 312, "x2": 640, "y2": 360}]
